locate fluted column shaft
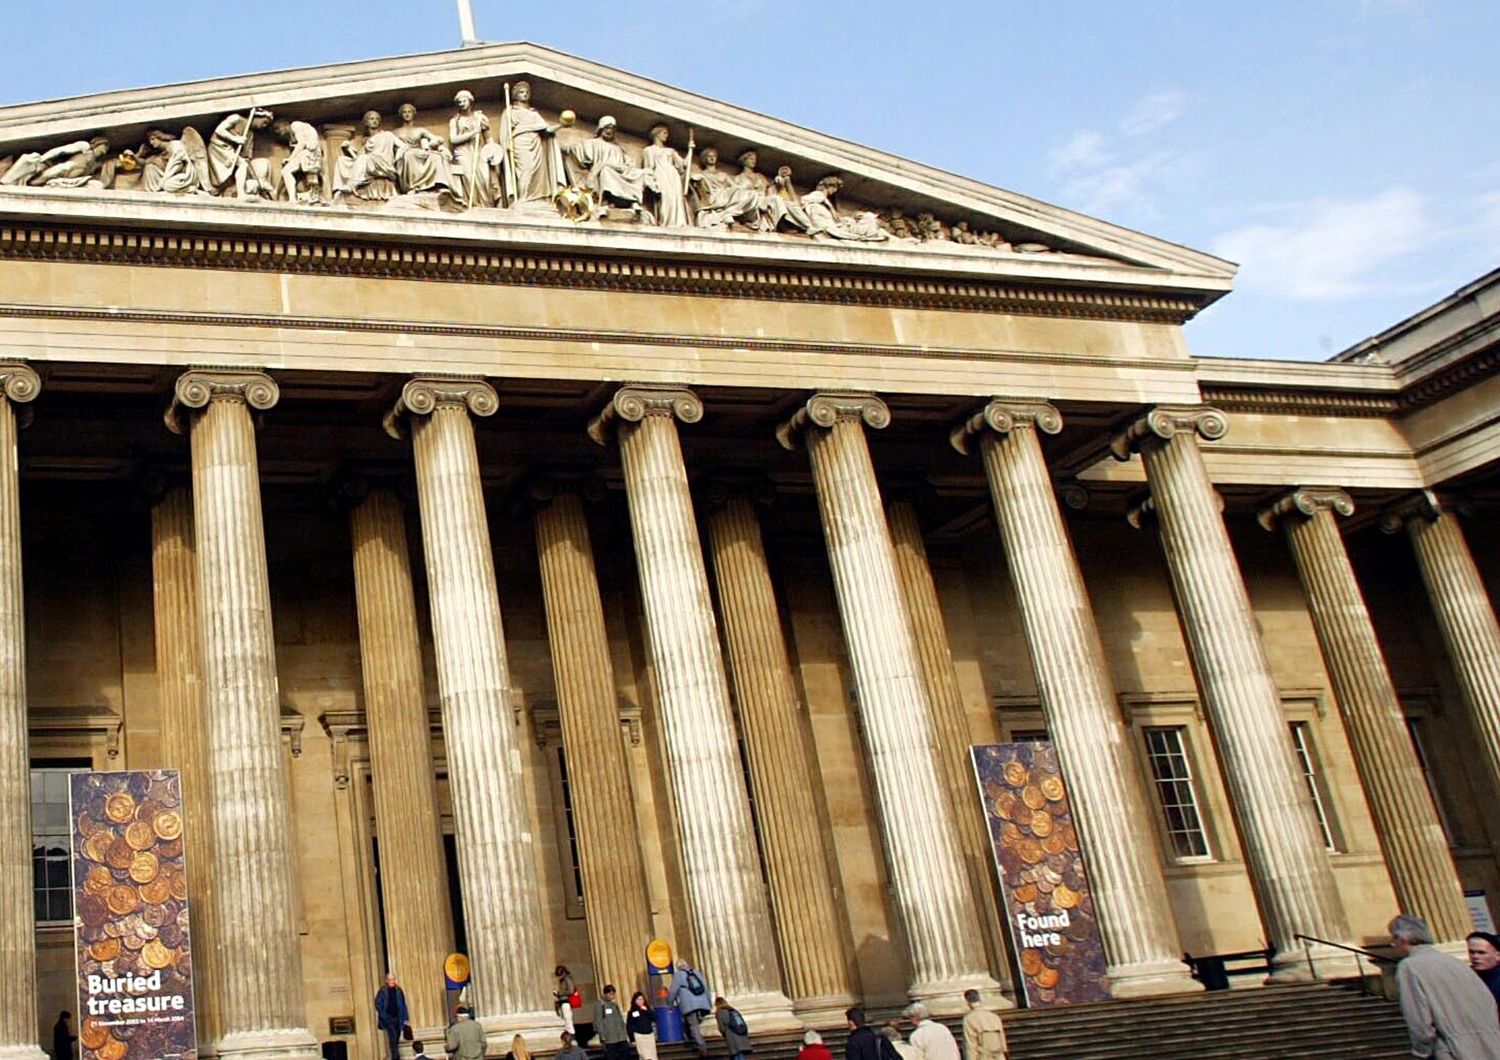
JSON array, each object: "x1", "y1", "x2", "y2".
[
  {"x1": 349, "y1": 488, "x2": 454, "y2": 1028},
  {"x1": 779, "y1": 393, "x2": 994, "y2": 1011},
  {"x1": 589, "y1": 387, "x2": 793, "y2": 1024},
  {"x1": 151, "y1": 485, "x2": 225, "y2": 1049},
  {"x1": 705, "y1": 495, "x2": 860, "y2": 1015},
  {"x1": 167, "y1": 370, "x2": 319, "y2": 1059},
  {"x1": 1261, "y1": 489, "x2": 1467, "y2": 944},
  {"x1": 389, "y1": 378, "x2": 555, "y2": 1036},
  {"x1": 1115, "y1": 407, "x2": 1349, "y2": 973},
  {"x1": 0, "y1": 365, "x2": 43, "y2": 1060},
  {"x1": 1394, "y1": 496, "x2": 1500, "y2": 804},
  {"x1": 953, "y1": 401, "x2": 1195, "y2": 997},
  {"x1": 534, "y1": 491, "x2": 653, "y2": 994}
]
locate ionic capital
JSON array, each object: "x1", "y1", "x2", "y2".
[
  {"x1": 775, "y1": 391, "x2": 890, "y2": 450},
  {"x1": 1109, "y1": 405, "x2": 1228, "y2": 461},
  {"x1": 949, "y1": 398, "x2": 1062, "y2": 455},
  {"x1": 1379, "y1": 489, "x2": 1467, "y2": 534},
  {"x1": 165, "y1": 369, "x2": 278, "y2": 434},
  {"x1": 382, "y1": 376, "x2": 498, "y2": 440},
  {"x1": 0, "y1": 363, "x2": 41, "y2": 406},
  {"x1": 1256, "y1": 487, "x2": 1355, "y2": 532},
  {"x1": 586, "y1": 384, "x2": 703, "y2": 446}
]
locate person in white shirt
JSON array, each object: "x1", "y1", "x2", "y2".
[{"x1": 903, "y1": 1003, "x2": 960, "y2": 1060}]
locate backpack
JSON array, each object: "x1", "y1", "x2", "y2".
[
  {"x1": 724, "y1": 1008, "x2": 748, "y2": 1037},
  {"x1": 684, "y1": 969, "x2": 706, "y2": 997}
]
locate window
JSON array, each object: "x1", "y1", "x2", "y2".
[
  {"x1": 32, "y1": 766, "x2": 77, "y2": 923},
  {"x1": 1143, "y1": 727, "x2": 1211, "y2": 860},
  {"x1": 555, "y1": 747, "x2": 585, "y2": 905},
  {"x1": 1009, "y1": 729, "x2": 1051, "y2": 744},
  {"x1": 1289, "y1": 722, "x2": 1337, "y2": 852},
  {"x1": 1407, "y1": 718, "x2": 1461, "y2": 845}
]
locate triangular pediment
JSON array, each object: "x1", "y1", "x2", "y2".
[{"x1": 0, "y1": 42, "x2": 1234, "y2": 302}]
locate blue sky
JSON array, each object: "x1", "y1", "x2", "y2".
[{"x1": 4, "y1": 1, "x2": 1496, "y2": 362}]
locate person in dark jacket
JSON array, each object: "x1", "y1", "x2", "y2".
[
  {"x1": 51, "y1": 1011, "x2": 76, "y2": 1060},
  {"x1": 714, "y1": 997, "x2": 752, "y2": 1060},
  {"x1": 374, "y1": 972, "x2": 409, "y2": 1060},
  {"x1": 844, "y1": 1007, "x2": 893, "y2": 1060},
  {"x1": 597, "y1": 985, "x2": 631, "y2": 1060},
  {"x1": 1470, "y1": 931, "x2": 1500, "y2": 1011},
  {"x1": 627, "y1": 990, "x2": 658, "y2": 1060}
]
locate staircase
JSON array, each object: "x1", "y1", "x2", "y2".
[{"x1": 651, "y1": 983, "x2": 1411, "y2": 1060}]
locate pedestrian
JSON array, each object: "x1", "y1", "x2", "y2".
[
  {"x1": 505, "y1": 1033, "x2": 532, "y2": 1060},
  {"x1": 556, "y1": 965, "x2": 580, "y2": 1036},
  {"x1": 903, "y1": 1003, "x2": 960, "y2": 1060},
  {"x1": 444, "y1": 1008, "x2": 486, "y2": 1060},
  {"x1": 412, "y1": 1040, "x2": 429, "y2": 1059},
  {"x1": 374, "y1": 972, "x2": 410, "y2": 1060},
  {"x1": 798, "y1": 1029, "x2": 833, "y2": 1060},
  {"x1": 844, "y1": 1008, "x2": 883, "y2": 1060},
  {"x1": 51, "y1": 1010, "x2": 76, "y2": 1060},
  {"x1": 1391, "y1": 914, "x2": 1500, "y2": 1058},
  {"x1": 558, "y1": 1030, "x2": 590, "y2": 1060},
  {"x1": 879, "y1": 1024, "x2": 916, "y2": 1060},
  {"x1": 598, "y1": 984, "x2": 631, "y2": 1060},
  {"x1": 714, "y1": 996, "x2": 752, "y2": 1060},
  {"x1": 1469, "y1": 932, "x2": 1500, "y2": 1012},
  {"x1": 628, "y1": 990, "x2": 658, "y2": 1060},
  {"x1": 667, "y1": 959, "x2": 713, "y2": 1058},
  {"x1": 961, "y1": 988, "x2": 1008, "y2": 1060}
]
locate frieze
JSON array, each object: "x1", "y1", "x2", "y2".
[{"x1": 0, "y1": 82, "x2": 1063, "y2": 263}]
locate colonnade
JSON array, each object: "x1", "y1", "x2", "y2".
[{"x1": 3, "y1": 368, "x2": 1499, "y2": 1055}]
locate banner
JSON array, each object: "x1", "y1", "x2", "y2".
[
  {"x1": 971, "y1": 743, "x2": 1110, "y2": 1007},
  {"x1": 70, "y1": 769, "x2": 197, "y2": 1060}
]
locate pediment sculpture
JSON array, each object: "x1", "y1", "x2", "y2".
[{"x1": 0, "y1": 78, "x2": 1064, "y2": 257}]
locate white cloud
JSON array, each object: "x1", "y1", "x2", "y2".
[
  {"x1": 1048, "y1": 130, "x2": 1111, "y2": 173},
  {"x1": 1058, "y1": 150, "x2": 1181, "y2": 218},
  {"x1": 1211, "y1": 187, "x2": 1430, "y2": 300},
  {"x1": 1119, "y1": 91, "x2": 1187, "y2": 136}
]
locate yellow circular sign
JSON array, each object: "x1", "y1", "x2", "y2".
[
  {"x1": 445, "y1": 953, "x2": 471, "y2": 984},
  {"x1": 645, "y1": 938, "x2": 673, "y2": 971}
]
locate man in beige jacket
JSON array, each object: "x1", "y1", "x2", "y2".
[
  {"x1": 445, "y1": 1008, "x2": 487, "y2": 1060},
  {"x1": 961, "y1": 989, "x2": 1008, "y2": 1060}
]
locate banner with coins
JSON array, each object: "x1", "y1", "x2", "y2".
[
  {"x1": 971, "y1": 743, "x2": 1111, "y2": 1007},
  {"x1": 70, "y1": 769, "x2": 197, "y2": 1060}
]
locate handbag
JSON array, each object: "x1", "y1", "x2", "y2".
[{"x1": 403, "y1": 1023, "x2": 414, "y2": 1042}]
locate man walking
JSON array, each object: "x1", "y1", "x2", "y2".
[
  {"x1": 667, "y1": 960, "x2": 713, "y2": 1058},
  {"x1": 1391, "y1": 914, "x2": 1500, "y2": 1059},
  {"x1": 596, "y1": 984, "x2": 630, "y2": 1060},
  {"x1": 904, "y1": 1003, "x2": 960, "y2": 1060},
  {"x1": 445, "y1": 1008, "x2": 486, "y2": 1060},
  {"x1": 961, "y1": 989, "x2": 1008, "y2": 1060},
  {"x1": 375, "y1": 972, "x2": 410, "y2": 1060}
]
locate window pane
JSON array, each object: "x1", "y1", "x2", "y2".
[
  {"x1": 1289, "y1": 722, "x2": 1336, "y2": 851},
  {"x1": 1143, "y1": 726, "x2": 1211, "y2": 860},
  {"x1": 49, "y1": 889, "x2": 72, "y2": 923}
]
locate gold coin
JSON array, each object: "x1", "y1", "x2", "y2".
[
  {"x1": 85, "y1": 866, "x2": 113, "y2": 895},
  {"x1": 129, "y1": 851, "x2": 159, "y2": 884},
  {"x1": 83, "y1": 832, "x2": 113, "y2": 864},
  {"x1": 107, "y1": 885, "x2": 139, "y2": 917},
  {"x1": 140, "y1": 876, "x2": 172, "y2": 906},
  {"x1": 143, "y1": 939, "x2": 173, "y2": 970},
  {"x1": 1042, "y1": 834, "x2": 1066, "y2": 856},
  {"x1": 122, "y1": 933, "x2": 145, "y2": 952},
  {"x1": 77, "y1": 813, "x2": 106, "y2": 838},
  {"x1": 80, "y1": 1020, "x2": 109, "y2": 1051},
  {"x1": 999, "y1": 822, "x2": 1021, "y2": 848},
  {"x1": 104, "y1": 792, "x2": 136, "y2": 824},
  {"x1": 125, "y1": 820, "x2": 156, "y2": 851},
  {"x1": 168, "y1": 872, "x2": 188, "y2": 902},
  {"x1": 1030, "y1": 811, "x2": 1053, "y2": 838},
  {"x1": 1013, "y1": 883, "x2": 1038, "y2": 904},
  {"x1": 1022, "y1": 785, "x2": 1047, "y2": 810},
  {"x1": 1040, "y1": 775, "x2": 1066, "y2": 802},
  {"x1": 1018, "y1": 838, "x2": 1044, "y2": 865},
  {"x1": 1054, "y1": 883, "x2": 1080, "y2": 910},
  {"x1": 89, "y1": 938, "x2": 121, "y2": 962},
  {"x1": 99, "y1": 1035, "x2": 128, "y2": 1060},
  {"x1": 153, "y1": 810, "x2": 183, "y2": 842},
  {"x1": 1019, "y1": 950, "x2": 1043, "y2": 977},
  {"x1": 1036, "y1": 966, "x2": 1060, "y2": 988},
  {"x1": 106, "y1": 837, "x2": 135, "y2": 870},
  {"x1": 1003, "y1": 762, "x2": 1028, "y2": 788}
]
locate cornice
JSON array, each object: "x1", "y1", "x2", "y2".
[
  {"x1": 1198, "y1": 386, "x2": 1400, "y2": 418},
  {"x1": 0, "y1": 221, "x2": 1204, "y2": 324}
]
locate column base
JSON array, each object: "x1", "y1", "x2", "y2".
[
  {"x1": 480, "y1": 1008, "x2": 565, "y2": 1052},
  {"x1": 1434, "y1": 939, "x2": 1469, "y2": 959},
  {"x1": 1267, "y1": 943, "x2": 1361, "y2": 983},
  {"x1": 909, "y1": 972, "x2": 1002, "y2": 1017},
  {"x1": 732, "y1": 989, "x2": 803, "y2": 1033},
  {"x1": 215, "y1": 1027, "x2": 322, "y2": 1060},
  {"x1": 0, "y1": 1044, "x2": 50, "y2": 1060},
  {"x1": 791, "y1": 992, "x2": 863, "y2": 1027},
  {"x1": 1107, "y1": 957, "x2": 1204, "y2": 999}
]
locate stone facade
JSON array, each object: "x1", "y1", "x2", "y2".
[{"x1": 3, "y1": 43, "x2": 1500, "y2": 1060}]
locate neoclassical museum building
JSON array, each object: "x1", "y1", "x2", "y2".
[{"x1": 2, "y1": 41, "x2": 1499, "y2": 1060}]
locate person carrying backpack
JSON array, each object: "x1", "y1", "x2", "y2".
[
  {"x1": 960, "y1": 990, "x2": 1008, "y2": 1060},
  {"x1": 714, "y1": 997, "x2": 752, "y2": 1060},
  {"x1": 667, "y1": 960, "x2": 713, "y2": 1058}
]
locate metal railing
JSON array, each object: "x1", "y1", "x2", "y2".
[{"x1": 1294, "y1": 933, "x2": 1397, "y2": 995}]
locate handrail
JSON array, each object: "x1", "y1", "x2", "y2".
[
  {"x1": 1292, "y1": 934, "x2": 1397, "y2": 964},
  {"x1": 1295, "y1": 933, "x2": 1397, "y2": 997}
]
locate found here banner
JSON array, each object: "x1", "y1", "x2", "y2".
[
  {"x1": 70, "y1": 769, "x2": 197, "y2": 1060},
  {"x1": 971, "y1": 742, "x2": 1111, "y2": 1007}
]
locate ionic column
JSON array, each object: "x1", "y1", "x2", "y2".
[
  {"x1": 776, "y1": 392, "x2": 996, "y2": 1012},
  {"x1": 1259, "y1": 488, "x2": 1468, "y2": 945},
  {"x1": 953, "y1": 400, "x2": 1197, "y2": 997},
  {"x1": 384, "y1": 378, "x2": 556, "y2": 1039},
  {"x1": 532, "y1": 488, "x2": 653, "y2": 994},
  {"x1": 0, "y1": 365, "x2": 44, "y2": 1060},
  {"x1": 703, "y1": 489, "x2": 860, "y2": 1019},
  {"x1": 1383, "y1": 491, "x2": 1500, "y2": 806},
  {"x1": 165, "y1": 370, "x2": 320, "y2": 1059},
  {"x1": 1112, "y1": 407, "x2": 1350, "y2": 976},
  {"x1": 148, "y1": 481, "x2": 225, "y2": 1050},
  {"x1": 347, "y1": 485, "x2": 454, "y2": 1030},
  {"x1": 587, "y1": 387, "x2": 794, "y2": 1027}
]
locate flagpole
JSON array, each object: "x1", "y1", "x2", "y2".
[{"x1": 455, "y1": 0, "x2": 480, "y2": 46}]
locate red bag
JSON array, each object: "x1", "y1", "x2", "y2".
[{"x1": 568, "y1": 990, "x2": 583, "y2": 1009}]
